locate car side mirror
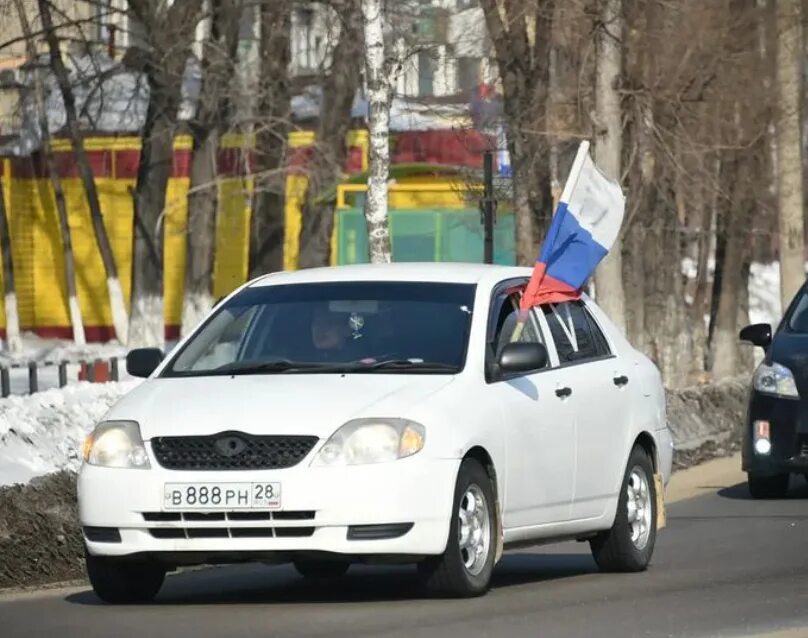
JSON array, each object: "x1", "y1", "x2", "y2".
[
  {"x1": 739, "y1": 323, "x2": 772, "y2": 349},
  {"x1": 498, "y1": 342, "x2": 549, "y2": 375},
  {"x1": 126, "y1": 348, "x2": 164, "y2": 378}
]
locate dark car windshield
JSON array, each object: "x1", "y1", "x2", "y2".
[
  {"x1": 787, "y1": 288, "x2": 808, "y2": 333},
  {"x1": 164, "y1": 281, "x2": 476, "y2": 376}
]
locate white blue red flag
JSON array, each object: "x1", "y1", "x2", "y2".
[{"x1": 520, "y1": 141, "x2": 625, "y2": 310}]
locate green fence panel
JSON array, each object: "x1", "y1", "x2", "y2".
[{"x1": 336, "y1": 208, "x2": 516, "y2": 265}]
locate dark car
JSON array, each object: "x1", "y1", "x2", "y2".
[{"x1": 740, "y1": 283, "x2": 808, "y2": 498}]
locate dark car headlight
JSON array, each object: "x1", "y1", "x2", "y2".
[{"x1": 753, "y1": 362, "x2": 799, "y2": 399}]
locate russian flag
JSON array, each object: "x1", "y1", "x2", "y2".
[{"x1": 521, "y1": 141, "x2": 625, "y2": 310}]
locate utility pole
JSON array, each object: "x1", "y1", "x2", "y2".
[{"x1": 481, "y1": 150, "x2": 496, "y2": 264}]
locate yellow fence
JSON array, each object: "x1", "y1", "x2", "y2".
[{"x1": 0, "y1": 130, "x2": 370, "y2": 337}]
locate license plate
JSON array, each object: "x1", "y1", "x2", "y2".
[{"x1": 163, "y1": 482, "x2": 281, "y2": 510}]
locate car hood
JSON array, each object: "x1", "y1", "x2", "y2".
[{"x1": 106, "y1": 374, "x2": 456, "y2": 439}]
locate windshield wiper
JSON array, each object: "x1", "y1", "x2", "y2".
[
  {"x1": 213, "y1": 359, "x2": 345, "y2": 375},
  {"x1": 361, "y1": 359, "x2": 460, "y2": 373}
]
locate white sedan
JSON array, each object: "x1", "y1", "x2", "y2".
[{"x1": 78, "y1": 263, "x2": 673, "y2": 602}]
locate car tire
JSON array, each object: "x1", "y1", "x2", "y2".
[
  {"x1": 590, "y1": 445, "x2": 657, "y2": 573},
  {"x1": 85, "y1": 549, "x2": 165, "y2": 604},
  {"x1": 418, "y1": 458, "x2": 497, "y2": 598},
  {"x1": 293, "y1": 559, "x2": 350, "y2": 580},
  {"x1": 747, "y1": 473, "x2": 789, "y2": 499}
]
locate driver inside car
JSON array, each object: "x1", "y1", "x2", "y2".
[{"x1": 309, "y1": 305, "x2": 367, "y2": 362}]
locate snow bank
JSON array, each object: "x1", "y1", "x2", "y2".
[
  {"x1": 0, "y1": 381, "x2": 139, "y2": 486},
  {"x1": 681, "y1": 259, "x2": 784, "y2": 329},
  {"x1": 748, "y1": 262, "x2": 782, "y2": 326},
  {"x1": 0, "y1": 332, "x2": 127, "y2": 366}
]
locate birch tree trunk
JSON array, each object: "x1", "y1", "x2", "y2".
[
  {"x1": 249, "y1": 0, "x2": 291, "y2": 277},
  {"x1": 775, "y1": 0, "x2": 805, "y2": 306},
  {"x1": 593, "y1": 0, "x2": 627, "y2": 332},
  {"x1": 298, "y1": 0, "x2": 362, "y2": 269},
  {"x1": 38, "y1": 0, "x2": 128, "y2": 345},
  {"x1": 361, "y1": 0, "x2": 392, "y2": 263},
  {"x1": 182, "y1": 0, "x2": 241, "y2": 337},
  {"x1": 0, "y1": 178, "x2": 20, "y2": 354},
  {"x1": 15, "y1": 0, "x2": 84, "y2": 345}
]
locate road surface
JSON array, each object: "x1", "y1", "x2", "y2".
[{"x1": 2, "y1": 456, "x2": 808, "y2": 638}]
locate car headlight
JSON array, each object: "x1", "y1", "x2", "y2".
[
  {"x1": 312, "y1": 419, "x2": 426, "y2": 466},
  {"x1": 83, "y1": 421, "x2": 150, "y2": 469},
  {"x1": 753, "y1": 362, "x2": 799, "y2": 398}
]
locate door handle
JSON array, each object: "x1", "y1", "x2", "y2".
[
  {"x1": 555, "y1": 386, "x2": 573, "y2": 398},
  {"x1": 613, "y1": 375, "x2": 629, "y2": 387}
]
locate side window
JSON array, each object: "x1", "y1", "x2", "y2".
[
  {"x1": 542, "y1": 301, "x2": 611, "y2": 363},
  {"x1": 491, "y1": 293, "x2": 545, "y2": 361}
]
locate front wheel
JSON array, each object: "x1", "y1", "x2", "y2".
[
  {"x1": 85, "y1": 550, "x2": 165, "y2": 604},
  {"x1": 418, "y1": 458, "x2": 497, "y2": 597},
  {"x1": 748, "y1": 473, "x2": 789, "y2": 499},
  {"x1": 590, "y1": 446, "x2": 657, "y2": 573}
]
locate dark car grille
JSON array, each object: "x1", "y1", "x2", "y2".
[{"x1": 151, "y1": 432, "x2": 318, "y2": 470}]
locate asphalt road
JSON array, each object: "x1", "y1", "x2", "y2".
[{"x1": 3, "y1": 467, "x2": 808, "y2": 638}]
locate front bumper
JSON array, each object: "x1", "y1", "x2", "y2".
[
  {"x1": 78, "y1": 454, "x2": 459, "y2": 561},
  {"x1": 742, "y1": 390, "x2": 808, "y2": 475}
]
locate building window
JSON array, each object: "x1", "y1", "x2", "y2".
[
  {"x1": 456, "y1": 57, "x2": 481, "y2": 95},
  {"x1": 418, "y1": 50, "x2": 435, "y2": 97},
  {"x1": 296, "y1": 7, "x2": 314, "y2": 72}
]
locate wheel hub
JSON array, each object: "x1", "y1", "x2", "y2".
[
  {"x1": 626, "y1": 465, "x2": 653, "y2": 550},
  {"x1": 457, "y1": 484, "x2": 491, "y2": 576}
]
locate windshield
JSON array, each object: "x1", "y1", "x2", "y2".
[
  {"x1": 164, "y1": 281, "x2": 476, "y2": 376},
  {"x1": 788, "y1": 288, "x2": 808, "y2": 333}
]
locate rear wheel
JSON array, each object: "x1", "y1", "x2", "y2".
[
  {"x1": 418, "y1": 458, "x2": 497, "y2": 597},
  {"x1": 748, "y1": 473, "x2": 789, "y2": 499},
  {"x1": 590, "y1": 445, "x2": 657, "y2": 573},
  {"x1": 85, "y1": 550, "x2": 165, "y2": 604},
  {"x1": 293, "y1": 559, "x2": 350, "y2": 580}
]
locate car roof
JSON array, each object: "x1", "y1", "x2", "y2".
[{"x1": 248, "y1": 262, "x2": 533, "y2": 288}]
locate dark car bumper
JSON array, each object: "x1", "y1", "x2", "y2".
[{"x1": 742, "y1": 390, "x2": 808, "y2": 475}]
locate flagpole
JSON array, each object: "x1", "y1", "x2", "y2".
[{"x1": 510, "y1": 140, "x2": 591, "y2": 343}]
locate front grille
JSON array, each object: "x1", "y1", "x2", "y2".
[
  {"x1": 141, "y1": 511, "x2": 317, "y2": 540},
  {"x1": 141, "y1": 511, "x2": 315, "y2": 523},
  {"x1": 151, "y1": 432, "x2": 318, "y2": 470},
  {"x1": 147, "y1": 526, "x2": 315, "y2": 539}
]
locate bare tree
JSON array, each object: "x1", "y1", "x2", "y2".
[
  {"x1": 298, "y1": 0, "x2": 362, "y2": 268},
  {"x1": 360, "y1": 0, "x2": 397, "y2": 263},
  {"x1": 15, "y1": 0, "x2": 85, "y2": 345},
  {"x1": 592, "y1": 0, "x2": 626, "y2": 332},
  {"x1": 181, "y1": 0, "x2": 242, "y2": 336},
  {"x1": 249, "y1": 0, "x2": 291, "y2": 278},
  {"x1": 479, "y1": 0, "x2": 555, "y2": 265},
  {"x1": 127, "y1": 0, "x2": 205, "y2": 347},
  {"x1": 38, "y1": 0, "x2": 129, "y2": 344},
  {"x1": 774, "y1": 0, "x2": 805, "y2": 306}
]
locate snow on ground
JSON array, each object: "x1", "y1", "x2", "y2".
[
  {"x1": 0, "y1": 380, "x2": 139, "y2": 486},
  {"x1": 748, "y1": 262, "x2": 782, "y2": 327},
  {"x1": 681, "y1": 259, "x2": 783, "y2": 328},
  {"x1": 0, "y1": 332, "x2": 127, "y2": 366}
]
